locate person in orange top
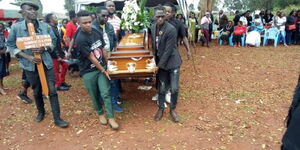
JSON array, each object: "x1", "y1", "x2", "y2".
[
  {"x1": 60, "y1": 19, "x2": 68, "y2": 49},
  {"x1": 233, "y1": 21, "x2": 247, "y2": 47}
]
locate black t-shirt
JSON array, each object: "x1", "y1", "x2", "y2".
[
  {"x1": 75, "y1": 28, "x2": 106, "y2": 76},
  {"x1": 168, "y1": 17, "x2": 187, "y2": 39}
]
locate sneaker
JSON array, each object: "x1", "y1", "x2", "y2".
[
  {"x1": 113, "y1": 104, "x2": 123, "y2": 113},
  {"x1": 165, "y1": 92, "x2": 171, "y2": 104},
  {"x1": 99, "y1": 114, "x2": 107, "y2": 125},
  {"x1": 17, "y1": 92, "x2": 33, "y2": 103},
  {"x1": 116, "y1": 97, "x2": 123, "y2": 105},
  {"x1": 0, "y1": 88, "x2": 6, "y2": 95},
  {"x1": 56, "y1": 85, "x2": 69, "y2": 91},
  {"x1": 152, "y1": 94, "x2": 158, "y2": 101},
  {"x1": 108, "y1": 118, "x2": 119, "y2": 130},
  {"x1": 61, "y1": 82, "x2": 71, "y2": 87}
]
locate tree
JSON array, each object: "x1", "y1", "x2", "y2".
[
  {"x1": 212, "y1": 0, "x2": 222, "y2": 11},
  {"x1": 64, "y1": 0, "x2": 75, "y2": 12},
  {"x1": 247, "y1": 0, "x2": 300, "y2": 11},
  {"x1": 223, "y1": 0, "x2": 249, "y2": 11},
  {"x1": 198, "y1": 0, "x2": 215, "y2": 18},
  {"x1": 11, "y1": 0, "x2": 43, "y2": 17}
]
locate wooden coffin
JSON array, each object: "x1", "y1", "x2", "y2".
[{"x1": 108, "y1": 32, "x2": 157, "y2": 78}]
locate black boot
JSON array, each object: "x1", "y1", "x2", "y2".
[
  {"x1": 154, "y1": 109, "x2": 164, "y2": 121},
  {"x1": 50, "y1": 96, "x2": 69, "y2": 128},
  {"x1": 170, "y1": 109, "x2": 180, "y2": 123},
  {"x1": 34, "y1": 94, "x2": 45, "y2": 122},
  {"x1": 35, "y1": 111, "x2": 45, "y2": 122}
]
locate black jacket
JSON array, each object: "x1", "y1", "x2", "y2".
[
  {"x1": 50, "y1": 26, "x2": 65, "y2": 58},
  {"x1": 92, "y1": 20, "x2": 117, "y2": 51},
  {"x1": 151, "y1": 22, "x2": 182, "y2": 70}
]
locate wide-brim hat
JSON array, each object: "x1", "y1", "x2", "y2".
[{"x1": 20, "y1": 1, "x2": 39, "y2": 10}]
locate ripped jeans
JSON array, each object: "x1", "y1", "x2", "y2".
[{"x1": 157, "y1": 68, "x2": 180, "y2": 109}]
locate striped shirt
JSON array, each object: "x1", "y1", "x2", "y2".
[{"x1": 107, "y1": 14, "x2": 121, "y2": 34}]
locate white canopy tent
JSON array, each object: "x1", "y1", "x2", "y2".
[
  {"x1": 75, "y1": 0, "x2": 124, "y2": 12},
  {"x1": 75, "y1": 0, "x2": 189, "y2": 17},
  {"x1": 0, "y1": 0, "x2": 20, "y2": 10}
]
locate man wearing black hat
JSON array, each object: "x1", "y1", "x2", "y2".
[{"x1": 7, "y1": 2, "x2": 69, "y2": 128}]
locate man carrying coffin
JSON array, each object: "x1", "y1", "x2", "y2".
[
  {"x1": 7, "y1": 2, "x2": 68, "y2": 127},
  {"x1": 151, "y1": 6, "x2": 182, "y2": 123}
]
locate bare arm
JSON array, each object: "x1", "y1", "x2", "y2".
[
  {"x1": 87, "y1": 52, "x2": 111, "y2": 80},
  {"x1": 66, "y1": 38, "x2": 74, "y2": 59},
  {"x1": 182, "y1": 36, "x2": 192, "y2": 59},
  {"x1": 17, "y1": 51, "x2": 41, "y2": 64}
]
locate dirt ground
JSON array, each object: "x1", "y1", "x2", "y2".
[{"x1": 0, "y1": 43, "x2": 300, "y2": 150}]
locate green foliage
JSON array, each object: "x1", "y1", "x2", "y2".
[
  {"x1": 273, "y1": 0, "x2": 300, "y2": 9},
  {"x1": 12, "y1": 0, "x2": 43, "y2": 17},
  {"x1": 85, "y1": 6, "x2": 97, "y2": 13},
  {"x1": 248, "y1": 0, "x2": 274, "y2": 10},
  {"x1": 273, "y1": 5, "x2": 300, "y2": 16},
  {"x1": 64, "y1": 0, "x2": 75, "y2": 12},
  {"x1": 138, "y1": 0, "x2": 151, "y2": 29},
  {"x1": 224, "y1": 0, "x2": 300, "y2": 11},
  {"x1": 223, "y1": 0, "x2": 249, "y2": 11}
]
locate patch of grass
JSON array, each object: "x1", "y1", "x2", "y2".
[
  {"x1": 0, "y1": 95, "x2": 16, "y2": 105},
  {"x1": 8, "y1": 63, "x2": 21, "y2": 72},
  {"x1": 226, "y1": 90, "x2": 259, "y2": 100},
  {"x1": 4, "y1": 76, "x2": 21, "y2": 88},
  {"x1": 180, "y1": 91, "x2": 192, "y2": 100}
]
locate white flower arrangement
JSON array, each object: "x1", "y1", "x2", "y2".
[{"x1": 121, "y1": 0, "x2": 151, "y2": 32}]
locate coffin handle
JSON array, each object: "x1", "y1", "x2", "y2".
[{"x1": 131, "y1": 57, "x2": 143, "y2": 61}]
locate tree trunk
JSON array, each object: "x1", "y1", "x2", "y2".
[{"x1": 198, "y1": 0, "x2": 214, "y2": 23}]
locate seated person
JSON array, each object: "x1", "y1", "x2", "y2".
[
  {"x1": 233, "y1": 21, "x2": 247, "y2": 47},
  {"x1": 246, "y1": 21, "x2": 264, "y2": 47},
  {"x1": 219, "y1": 21, "x2": 234, "y2": 45}
]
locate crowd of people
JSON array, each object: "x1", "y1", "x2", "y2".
[{"x1": 186, "y1": 9, "x2": 300, "y2": 48}]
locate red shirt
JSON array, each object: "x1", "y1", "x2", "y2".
[
  {"x1": 65, "y1": 21, "x2": 77, "y2": 46},
  {"x1": 234, "y1": 26, "x2": 247, "y2": 35}
]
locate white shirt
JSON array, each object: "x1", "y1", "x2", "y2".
[
  {"x1": 239, "y1": 16, "x2": 248, "y2": 26},
  {"x1": 276, "y1": 16, "x2": 286, "y2": 31}
]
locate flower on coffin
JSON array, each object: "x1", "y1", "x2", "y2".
[{"x1": 121, "y1": 0, "x2": 151, "y2": 32}]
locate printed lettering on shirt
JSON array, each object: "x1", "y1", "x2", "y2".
[{"x1": 91, "y1": 40, "x2": 102, "y2": 50}]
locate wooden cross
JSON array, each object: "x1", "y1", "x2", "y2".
[{"x1": 16, "y1": 23, "x2": 53, "y2": 97}]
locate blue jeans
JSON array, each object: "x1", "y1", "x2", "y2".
[
  {"x1": 157, "y1": 68, "x2": 180, "y2": 109},
  {"x1": 110, "y1": 79, "x2": 120, "y2": 103},
  {"x1": 278, "y1": 30, "x2": 287, "y2": 45}
]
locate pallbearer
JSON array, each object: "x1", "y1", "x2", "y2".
[
  {"x1": 151, "y1": 6, "x2": 182, "y2": 123},
  {"x1": 75, "y1": 11, "x2": 119, "y2": 130}
]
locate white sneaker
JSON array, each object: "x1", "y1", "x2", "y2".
[
  {"x1": 152, "y1": 94, "x2": 158, "y2": 101},
  {"x1": 165, "y1": 92, "x2": 171, "y2": 103}
]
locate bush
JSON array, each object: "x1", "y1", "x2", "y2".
[{"x1": 273, "y1": 5, "x2": 300, "y2": 15}]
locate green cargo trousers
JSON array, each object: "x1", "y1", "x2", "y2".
[{"x1": 82, "y1": 70, "x2": 114, "y2": 118}]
